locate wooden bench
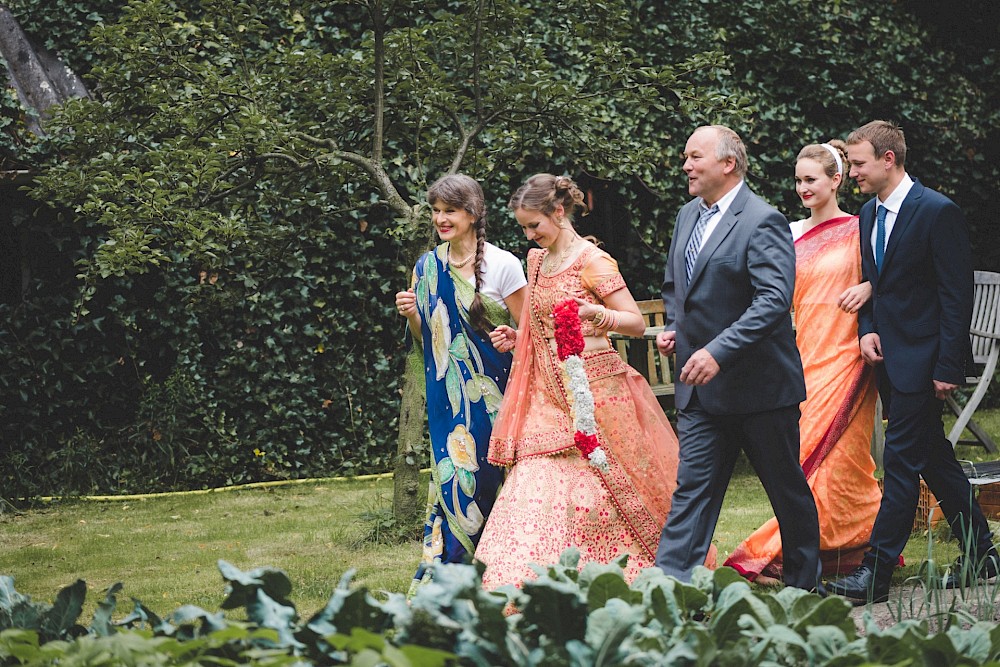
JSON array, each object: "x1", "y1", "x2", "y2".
[{"x1": 609, "y1": 299, "x2": 674, "y2": 407}]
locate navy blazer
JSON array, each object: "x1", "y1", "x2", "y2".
[
  {"x1": 857, "y1": 178, "x2": 973, "y2": 392},
  {"x1": 661, "y1": 183, "x2": 805, "y2": 414}
]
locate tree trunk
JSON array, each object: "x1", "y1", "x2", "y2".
[
  {"x1": 393, "y1": 345, "x2": 426, "y2": 530},
  {"x1": 392, "y1": 219, "x2": 434, "y2": 528}
]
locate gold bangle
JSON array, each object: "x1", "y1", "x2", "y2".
[{"x1": 592, "y1": 306, "x2": 606, "y2": 328}]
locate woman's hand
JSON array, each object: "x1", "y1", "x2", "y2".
[
  {"x1": 490, "y1": 325, "x2": 517, "y2": 353},
  {"x1": 837, "y1": 282, "x2": 872, "y2": 313},
  {"x1": 395, "y1": 288, "x2": 417, "y2": 318},
  {"x1": 572, "y1": 297, "x2": 603, "y2": 321}
]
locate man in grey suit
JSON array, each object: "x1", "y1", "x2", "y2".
[{"x1": 654, "y1": 125, "x2": 821, "y2": 590}]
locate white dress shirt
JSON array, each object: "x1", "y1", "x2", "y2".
[
  {"x1": 694, "y1": 179, "x2": 744, "y2": 253},
  {"x1": 870, "y1": 173, "x2": 914, "y2": 259}
]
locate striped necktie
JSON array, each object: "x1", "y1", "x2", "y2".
[{"x1": 684, "y1": 203, "x2": 719, "y2": 284}]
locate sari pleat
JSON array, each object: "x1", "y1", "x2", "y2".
[
  {"x1": 408, "y1": 245, "x2": 513, "y2": 595},
  {"x1": 725, "y1": 216, "x2": 882, "y2": 580}
]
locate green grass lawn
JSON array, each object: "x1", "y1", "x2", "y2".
[
  {"x1": 2, "y1": 405, "x2": 999, "y2": 621},
  {"x1": 0, "y1": 476, "x2": 420, "y2": 619}
]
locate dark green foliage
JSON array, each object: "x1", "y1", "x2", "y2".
[
  {"x1": 0, "y1": 576, "x2": 87, "y2": 643},
  {"x1": 0, "y1": 185, "x2": 404, "y2": 495},
  {"x1": 572, "y1": 0, "x2": 1000, "y2": 298},
  {"x1": 6, "y1": 555, "x2": 1000, "y2": 665},
  {"x1": 1, "y1": 0, "x2": 997, "y2": 495},
  {"x1": 1, "y1": 0, "x2": 736, "y2": 496}
]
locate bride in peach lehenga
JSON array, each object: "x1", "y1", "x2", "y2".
[{"x1": 478, "y1": 174, "x2": 715, "y2": 590}]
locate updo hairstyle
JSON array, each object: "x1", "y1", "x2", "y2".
[
  {"x1": 508, "y1": 174, "x2": 589, "y2": 223},
  {"x1": 796, "y1": 139, "x2": 848, "y2": 191}
]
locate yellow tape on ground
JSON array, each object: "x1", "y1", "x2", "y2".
[{"x1": 33, "y1": 469, "x2": 431, "y2": 503}]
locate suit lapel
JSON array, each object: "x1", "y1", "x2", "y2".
[
  {"x1": 882, "y1": 179, "x2": 924, "y2": 271},
  {"x1": 859, "y1": 199, "x2": 878, "y2": 283}
]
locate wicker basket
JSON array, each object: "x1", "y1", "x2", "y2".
[{"x1": 877, "y1": 478, "x2": 942, "y2": 532}]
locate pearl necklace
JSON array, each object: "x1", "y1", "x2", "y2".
[{"x1": 449, "y1": 247, "x2": 475, "y2": 268}]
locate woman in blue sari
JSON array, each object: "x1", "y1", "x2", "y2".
[{"x1": 395, "y1": 174, "x2": 527, "y2": 594}]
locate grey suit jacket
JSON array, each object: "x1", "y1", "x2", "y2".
[{"x1": 661, "y1": 182, "x2": 805, "y2": 414}]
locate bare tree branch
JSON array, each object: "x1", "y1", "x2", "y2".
[{"x1": 369, "y1": 0, "x2": 386, "y2": 165}]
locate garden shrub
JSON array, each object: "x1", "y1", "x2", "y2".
[{"x1": 4, "y1": 553, "x2": 1000, "y2": 666}]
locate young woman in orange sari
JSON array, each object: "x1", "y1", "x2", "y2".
[
  {"x1": 477, "y1": 174, "x2": 714, "y2": 590},
  {"x1": 725, "y1": 141, "x2": 882, "y2": 582}
]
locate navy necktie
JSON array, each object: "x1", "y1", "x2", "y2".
[
  {"x1": 875, "y1": 204, "x2": 887, "y2": 271},
  {"x1": 684, "y1": 203, "x2": 719, "y2": 284}
]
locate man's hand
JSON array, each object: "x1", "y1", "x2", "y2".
[
  {"x1": 860, "y1": 333, "x2": 883, "y2": 366},
  {"x1": 680, "y1": 349, "x2": 720, "y2": 386},
  {"x1": 933, "y1": 380, "x2": 959, "y2": 401},
  {"x1": 656, "y1": 329, "x2": 676, "y2": 356}
]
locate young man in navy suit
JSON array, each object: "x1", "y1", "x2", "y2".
[{"x1": 828, "y1": 120, "x2": 998, "y2": 604}]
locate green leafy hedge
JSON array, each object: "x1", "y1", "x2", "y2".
[
  {"x1": 0, "y1": 184, "x2": 406, "y2": 496},
  {"x1": 4, "y1": 553, "x2": 1000, "y2": 666},
  {"x1": 1, "y1": 0, "x2": 997, "y2": 496}
]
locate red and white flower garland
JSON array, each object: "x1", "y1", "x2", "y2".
[{"x1": 552, "y1": 299, "x2": 609, "y2": 472}]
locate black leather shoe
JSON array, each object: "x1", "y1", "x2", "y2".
[
  {"x1": 944, "y1": 550, "x2": 1000, "y2": 589},
  {"x1": 827, "y1": 564, "x2": 892, "y2": 604}
]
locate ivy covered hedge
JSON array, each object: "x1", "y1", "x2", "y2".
[
  {"x1": 0, "y1": 179, "x2": 406, "y2": 496},
  {"x1": 4, "y1": 553, "x2": 1000, "y2": 666}
]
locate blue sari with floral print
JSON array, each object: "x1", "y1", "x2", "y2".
[{"x1": 409, "y1": 244, "x2": 513, "y2": 593}]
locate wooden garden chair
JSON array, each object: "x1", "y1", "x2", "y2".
[{"x1": 946, "y1": 270, "x2": 1000, "y2": 453}]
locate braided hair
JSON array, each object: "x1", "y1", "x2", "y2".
[{"x1": 427, "y1": 174, "x2": 492, "y2": 332}]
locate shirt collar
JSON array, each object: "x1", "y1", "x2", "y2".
[
  {"x1": 877, "y1": 173, "x2": 914, "y2": 214},
  {"x1": 703, "y1": 179, "x2": 744, "y2": 217}
]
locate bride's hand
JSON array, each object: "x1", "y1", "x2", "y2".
[
  {"x1": 572, "y1": 297, "x2": 602, "y2": 321},
  {"x1": 490, "y1": 325, "x2": 517, "y2": 352}
]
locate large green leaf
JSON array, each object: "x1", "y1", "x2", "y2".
[
  {"x1": 805, "y1": 625, "x2": 854, "y2": 665},
  {"x1": 947, "y1": 622, "x2": 996, "y2": 665},
  {"x1": 584, "y1": 598, "x2": 644, "y2": 664},
  {"x1": 245, "y1": 589, "x2": 302, "y2": 649},
  {"x1": 218, "y1": 560, "x2": 294, "y2": 609},
  {"x1": 89, "y1": 582, "x2": 123, "y2": 638},
  {"x1": 520, "y1": 577, "x2": 587, "y2": 644},
  {"x1": 710, "y1": 582, "x2": 777, "y2": 652},
  {"x1": 39, "y1": 579, "x2": 86, "y2": 640},
  {"x1": 304, "y1": 569, "x2": 389, "y2": 642},
  {"x1": 0, "y1": 578, "x2": 25, "y2": 613},
  {"x1": 585, "y1": 572, "x2": 632, "y2": 609},
  {"x1": 790, "y1": 595, "x2": 855, "y2": 636}
]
